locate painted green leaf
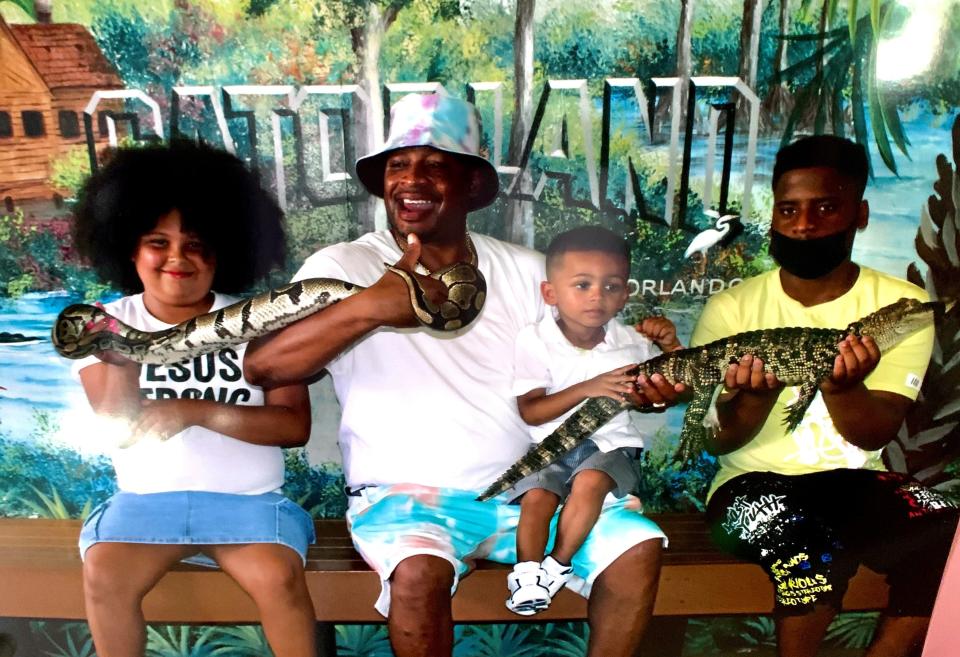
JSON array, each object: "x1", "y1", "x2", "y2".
[
  {"x1": 827, "y1": 0, "x2": 840, "y2": 29},
  {"x1": 848, "y1": 0, "x2": 860, "y2": 42},
  {"x1": 871, "y1": 0, "x2": 881, "y2": 41},
  {"x1": 851, "y1": 42, "x2": 872, "y2": 176},
  {"x1": 866, "y1": 50, "x2": 897, "y2": 175},
  {"x1": 881, "y1": 84, "x2": 912, "y2": 157}
]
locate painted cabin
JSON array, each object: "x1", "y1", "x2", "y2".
[{"x1": 0, "y1": 15, "x2": 122, "y2": 202}]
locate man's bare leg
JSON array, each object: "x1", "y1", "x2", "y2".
[
  {"x1": 776, "y1": 605, "x2": 836, "y2": 657},
  {"x1": 387, "y1": 555, "x2": 455, "y2": 657},
  {"x1": 586, "y1": 538, "x2": 662, "y2": 657},
  {"x1": 865, "y1": 616, "x2": 929, "y2": 657}
]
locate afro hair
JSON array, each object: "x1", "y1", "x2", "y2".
[{"x1": 72, "y1": 140, "x2": 287, "y2": 294}]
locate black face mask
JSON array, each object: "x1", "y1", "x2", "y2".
[{"x1": 768, "y1": 228, "x2": 854, "y2": 280}]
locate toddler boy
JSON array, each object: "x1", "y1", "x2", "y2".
[{"x1": 506, "y1": 225, "x2": 681, "y2": 615}]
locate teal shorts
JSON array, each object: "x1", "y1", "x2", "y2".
[{"x1": 346, "y1": 484, "x2": 667, "y2": 616}]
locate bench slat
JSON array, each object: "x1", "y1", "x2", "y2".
[{"x1": 0, "y1": 515, "x2": 889, "y2": 622}]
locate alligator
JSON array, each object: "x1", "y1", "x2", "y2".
[
  {"x1": 0, "y1": 332, "x2": 41, "y2": 346},
  {"x1": 478, "y1": 297, "x2": 940, "y2": 501}
]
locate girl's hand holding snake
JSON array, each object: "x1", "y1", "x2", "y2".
[
  {"x1": 132, "y1": 399, "x2": 203, "y2": 441},
  {"x1": 86, "y1": 303, "x2": 138, "y2": 368}
]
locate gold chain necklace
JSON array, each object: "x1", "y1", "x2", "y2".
[{"x1": 392, "y1": 232, "x2": 478, "y2": 275}]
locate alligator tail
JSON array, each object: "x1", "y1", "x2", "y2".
[{"x1": 477, "y1": 396, "x2": 628, "y2": 501}]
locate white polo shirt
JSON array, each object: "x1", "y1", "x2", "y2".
[{"x1": 512, "y1": 314, "x2": 662, "y2": 450}]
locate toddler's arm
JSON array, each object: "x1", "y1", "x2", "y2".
[
  {"x1": 516, "y1": 365, "x2": 639, "y2": 426},
  {"x1": 636, "y1": 317, "x2": 683, "y2": 353}
]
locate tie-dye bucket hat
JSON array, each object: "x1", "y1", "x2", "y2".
[{"x1": 354, "y1": 92, "x2": 500, "y2": 210}]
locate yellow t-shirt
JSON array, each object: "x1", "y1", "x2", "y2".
[{"x1": 690, "y1": 267, "x2": 934, "y2": 500}]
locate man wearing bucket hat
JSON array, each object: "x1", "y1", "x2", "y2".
[{"x1": 245, "y1": 92, "x2": 681, "y2": 657}]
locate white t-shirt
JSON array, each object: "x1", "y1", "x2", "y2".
[
  {"x1": 293, "y1": 231, "x2": 546, "y2": 491},
  {"x1": 73, "y1": 293, "x2": 283, "y2": 495},
  {"x1": 512, "y1": 314, "x2": 661, "y2": 450}
]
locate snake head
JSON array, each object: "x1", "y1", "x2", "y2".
[
  {"x1": 386, "y1": 261, "x2": 488, "y2": 332},
  {"x1": 429, "y1": 262, "x2": 487, "y2": 331},
  {"x1": 51, "y1": 304, "x2": 103, "y2": 358},
  {"x1": 51, "y1": 303, "x2": 138, "y2": 360}
]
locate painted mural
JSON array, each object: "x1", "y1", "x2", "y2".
[{"x1": 1, "y1": 0, "x2": 959, "y2": 654}]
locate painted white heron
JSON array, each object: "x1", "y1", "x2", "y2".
[
  {"x1": 683, "y1": 210, "x2": 741, "y2": 274},
  {"x1": 684, "y1": 210, "x2": 740, "y2": 259}
]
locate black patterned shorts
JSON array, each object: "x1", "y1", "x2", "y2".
[{"x1": 706, "y1": 469, "x2": 959, "y2": 617}]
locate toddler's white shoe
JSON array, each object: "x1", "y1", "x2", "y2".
[
  {"x1": 541, "y1": 555, "x2": 574, "y2": 598},
  {"x1": 505, "y1": 561, "x2": 551, "y2": 616}
]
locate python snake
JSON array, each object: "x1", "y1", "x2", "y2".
[{"x1": 52, "y1": 261, "x2": 486, "y2": 365}]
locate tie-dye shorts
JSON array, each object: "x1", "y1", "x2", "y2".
[{"x1": 346, "y1": 483, "x2": 667, "y2": 616}]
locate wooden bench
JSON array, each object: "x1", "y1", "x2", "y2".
[{"x1": 0, "y1": 514, "x2": 889, "y2": 656}]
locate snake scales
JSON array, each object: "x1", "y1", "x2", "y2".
[{"x1": 52, "y1": 261, "x2": 486, "y2": 364}]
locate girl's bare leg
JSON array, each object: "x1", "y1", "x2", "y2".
[
  {"x1": 83, "y1": 542, "x2": 195, "y2": 657},
  {"x1": 209, "y1": 544, "x2": 316, "y2": 657}
]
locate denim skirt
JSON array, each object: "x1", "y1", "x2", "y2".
[{"x1": 79, "y1": 490, "x2": 315, "y2": 564}]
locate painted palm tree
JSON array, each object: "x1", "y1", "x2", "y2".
[
  {"x1": 893, "y1": 115, "x2": 960, "y2": 491},
  {"x1": 777, "y1": 0, "x2": 910, "y2": 175}
]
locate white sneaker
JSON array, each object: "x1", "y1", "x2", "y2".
[
  {"x1": 505, "y1": 561, "x2": 551, "y2": 616},
  {"x1": 541, "y1": 555, "x2": 574, "y2": 598}
]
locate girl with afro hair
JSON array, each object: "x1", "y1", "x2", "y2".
[{"x1": 69, "y1": 140, "x2": 317, "y2": 657}]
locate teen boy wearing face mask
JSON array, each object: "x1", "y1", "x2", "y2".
[{"x1": 689, "y1": 135, "x2": 959, "y2": 657}]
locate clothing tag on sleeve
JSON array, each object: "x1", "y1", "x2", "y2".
[{"x1": 905, "y1": 373, "x2": 923, "y2": 391}]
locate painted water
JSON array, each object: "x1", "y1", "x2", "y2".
[{"x1": 0, "y1": 292, "x2": 90, "y2": 443}]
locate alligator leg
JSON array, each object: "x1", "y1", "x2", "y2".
[
  {"x1": 675, "y1": 387, "x2": 716, "y2": 463},
  {"x1": 783, "y1": 381, "x2": 818, "y2": 432}
]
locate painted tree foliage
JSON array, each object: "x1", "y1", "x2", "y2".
[{"x1": 780, "y1": 1, "x2": 928, "y2": 173}]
